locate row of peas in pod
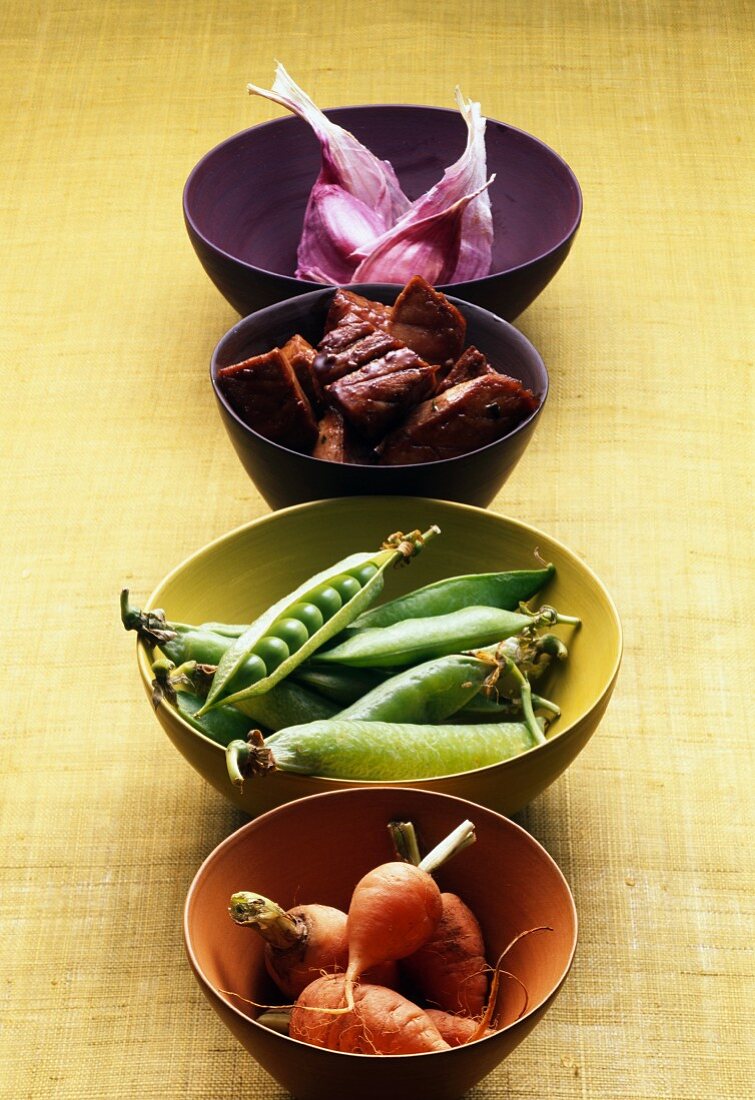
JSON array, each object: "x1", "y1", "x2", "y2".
[{"x1": 121, "y1": 525, "x2": 580, "y2": 785}]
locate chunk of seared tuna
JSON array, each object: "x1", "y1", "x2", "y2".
[
  {"x1": 314, "y1": 326, "x2": 404, "y2": 387},
  {"x1": 435, "y1": 345, "x2": 494, "y2": 394},
  {"x1": 377, "y1": 373, "x2": 539, "y2": 465},
  {"x1": 388, "y1": 275, "x2": 466, "y2": 366},
  {"x1": 324, "y1": 288, "x2": 392, "y2": 334},
  {"x1": 281, "y1": 333, "x2": 321, "y2": 410},
  {"x1": 312, "y1": 406, "x2": 373, "y2": 464},
  {"x1": 327, "y1": 347, "x2": 437, "y2": 441},
  {"x1": 217, "y1": 348, "x2": 319, "y2": 452}
]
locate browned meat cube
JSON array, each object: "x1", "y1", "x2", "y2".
[
  {"x1": 388, "y1": 275, "x2": 466, "y2": 366},
  {"x1": 327, "y1": 347, "x2": 438, "y2": 441},
  {"x1": 436, "y1": 346, "x2": 494, "y2": 394},
  {"x1": 324, "y1": 289, "x2": 392, "y2": 334},
  {"x1": 317, "y1": 318, "x2": 375, "y2": 354},
  {"x1": 281, "y1": 333, "x2": 321, "y2": 410},
  {"x1": 217, "y1": 348, "x2": 319, "y2": 453},
  {"x1": 312, "y1": 406, "x2": 347, "y2": 462},
  {"x1": 376, "y1": 373, "x2": 539, "y2": 465},
  {"x1": 312, "y1": 407, "x2": 374, "y2": 464},
  {"x1": 314, "y1": 328, "x2": 404, "y2": 388}
]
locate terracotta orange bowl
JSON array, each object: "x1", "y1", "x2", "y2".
[{"x1": 184, "y1": 786, "x2": 578, "y2": 1100}]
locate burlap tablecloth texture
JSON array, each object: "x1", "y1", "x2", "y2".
[{"x1": 1, "y1": 2, "x2": 752, "y2": 1097}]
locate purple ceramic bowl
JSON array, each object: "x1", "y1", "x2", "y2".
[
  {"x1": 210, "y1": 285, "x2": 548, "y2": 510},
  {"x1": 184, "y1": 105, "x2": 582, "y2": 320}
]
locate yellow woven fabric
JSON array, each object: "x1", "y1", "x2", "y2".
[{"x1": 1, "y1": 1, "x2": 752, "y2": 1097}]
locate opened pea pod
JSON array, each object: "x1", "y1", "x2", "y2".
[{"x1": 197, "y1": 526, "x2": 440, "y2": 714}]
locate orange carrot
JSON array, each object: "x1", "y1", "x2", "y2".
[
  {"x1": 339, "y1": 819, "x2": 477, "y2": 1011},
  {"x1": 342, "y1": 860, "x2": 443, "y2": 1009},
  {"x1": 229, "y1": 894, "x2": 349, "y2": 999},
  {"x1": 424, "y1": 1008, "x2": 495, "y2": 1046},
  {"x1": 228, "y1": 892, "x2": 398, "y2": 998},
  {"x1": 290, "y1": 975, "x2": 450, "y2": 1054},
  {"x1": 401, "y1": 891, "x2": 488, "y2": 1016}
]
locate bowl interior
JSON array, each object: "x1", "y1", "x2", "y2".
[
  {"x1": 185, "y1": 105, "x2": 582, "y2": 282},
  {"x1": 185, "y1": 787, "x2": 577, "y2": 1032},
  {"x1": 142, "y1": 497, "x2": 620, "y2": 744}
]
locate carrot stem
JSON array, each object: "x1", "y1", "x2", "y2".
[
  {"x1": 418, "y1": 820, "x2": 476, "y2": 875},
  {"x1": 388, "y1": 821, "x2": 422, "y2": 865},
  {"x1": 228, "y1": 891, "x2": 304, "y2": 950}
]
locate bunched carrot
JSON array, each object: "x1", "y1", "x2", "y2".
[
  {"x1": 228, "y1": 893, "x2": 398, "y2": 998},
  {"x1": 424, "y1": 1008, "x2": 495, "y2": 1046},
  {"x1": 337, "y1": 820, "x2": 476, "y2": 1011},
  {"x1": 290, "y1": 975, "x2": 450, "y2": 1054},
  {"x1": 401, "y1": 891, "x2": 488, "y2": 1017},
  {"x1": 342, "y1": 861, "x2": 442, "y2": 1010},
  {"x1": 229, "y1": 894, "x2": 350, "y2": 999}
]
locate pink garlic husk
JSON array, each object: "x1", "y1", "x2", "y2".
[
  {"x1": 350, "y1": 88, "x2": 494, "y2": 284},
  {"x1": 247, "y1": 63, "x2": 411, "y2": 282},
  {"x1": 350, "y1": 176, "x2": 495, "y2": 286},
  {"x1": 451, "y1": 90, "x2": 495, "y2": 281}
]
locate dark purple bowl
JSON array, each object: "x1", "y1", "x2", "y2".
[
  {"x1": 210, "y1": 285, "x2": 548, "y2": 510},
  {"x1": 185, "y1": 105, "x2": 582, "y2": 321}
]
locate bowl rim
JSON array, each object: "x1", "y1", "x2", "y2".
[
  {"x1": 136, "y1": 495, "x2": 623, "y2": 783},
  {"x1": 182, "y1": 784, "x2": 579, "y2": 1057},
  {"x1": 182, "y1": 102, "x2": 584, "y2": 287},
  {"x1": 209, "y1": 284, "x2": 549, "y2": 469}
]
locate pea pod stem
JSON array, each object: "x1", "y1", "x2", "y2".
[
  {"x1": 121, "y1": 589, "x2": 178, "y2": 646},
  {"x1": 121, "y1": 589, "x2": 248, "y2": 648},
  {"x1": 476, "y1": 649, "x2": 546, "y2": 747},
  {"x1": 530, "y1": 604, "x2": 581, "y2": 628},
  {"x1": 227, "y1": 731, "x2": 269, "y2": 786}
]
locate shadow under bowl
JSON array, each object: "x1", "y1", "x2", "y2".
[
  {"x1": 184, "y1": 104, "x2": 582, "y2": 320},
  {"x1": 210, "y1": 286, "x2": 549, "y2": 510},
  {"x1": 184, "y1": 786, "x2": 578, "y2": 1100}
]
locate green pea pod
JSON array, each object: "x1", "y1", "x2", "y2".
[
  {"x1": 160, "y1": 628, "x2": 235, "y2": 667},
  {"x1": 120, "y1": 590, "x2": 246, "y2": 646},
  {"x1": 291, "y1": 665, "x2": 387, "y2": 705},
  {"x1": 346, "y1": 564, "x2": 556, "y2": 632},
  {"x1": 231, "y1": 680, "x2": 338, "y2": 730},
  {"x1": 226, "y1": 717, "x2": 544, "y2": 784},
  {"x1": 198, "y1": 526, "x2": 440, "y2": 714},
  {"x1": 316, "y1": 605, "x2": 579, "y2": 669},
  {"x1": 336, "y1": 653, "x2": 494, "y2": 724},
  {"x1": 175, "y1": 691, "x2": 254, "y2": 746},
  {"x1": 153, "y1": 664, "x2": 336, "y2": 739}
]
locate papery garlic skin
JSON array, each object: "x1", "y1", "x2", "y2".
[
  {"x1": 246, "y1": 67, "x2": 494, "y2": 285},
  {"x1": 296, "y1": 183, "x2": 387, "y2": 284},
  {"x1": 350, "y1": 89, "x2": 494, "y2": 284},
  {"x1": 248, "y1": 63, "x2": 411, "y2": 283},
  {"x1": 451, "y1": 90, "x2": 494, "y2": 282},
  {"x1": 350, "y1": 178, "x2": 494, "y2": 286}
]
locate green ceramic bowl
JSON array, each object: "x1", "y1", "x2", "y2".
[{"x1": 135, "y1": 497, "x2": 621, "y2": 816}]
